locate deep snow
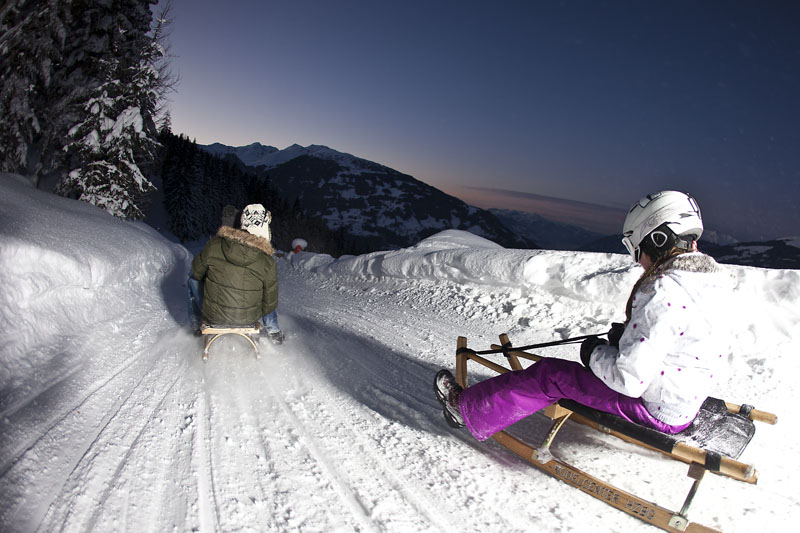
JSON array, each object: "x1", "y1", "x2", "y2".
[{"x1": 1, "y1": 174, "x2": 799, "y2": 532}]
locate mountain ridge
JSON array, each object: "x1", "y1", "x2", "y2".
[
  {"x1": 200, "y1": 142, "x2": 537, "y2": 251},
  {"x1": 199, "y1": 142, "x2": 799, "y2": 269}
]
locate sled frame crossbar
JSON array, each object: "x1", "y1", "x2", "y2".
[
  {"x1": 455, "y1": 334, "x2": 777, "y2": 533},
  {"x1": 200, "y1": 323, "x2": 261, "y2": 361}
]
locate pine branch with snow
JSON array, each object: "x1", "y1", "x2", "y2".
[{"x1": 59, "y1": 56, "x2": 158, "y2": 219}]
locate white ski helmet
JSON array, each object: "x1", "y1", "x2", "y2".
[{"x1": 622, "y1": 191, "x2": 703, "y2": 262}]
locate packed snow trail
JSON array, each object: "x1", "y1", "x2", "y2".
[
  {"x1": 1, "y1": 176, "x2": 798, "y2": 532},
  {"x1": 0, "y1": 262, "x2": 789, "y2": 533}
]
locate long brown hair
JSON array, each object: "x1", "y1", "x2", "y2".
[{"x1": 624, "y1": 248, "x2": 688, "y2": 323}]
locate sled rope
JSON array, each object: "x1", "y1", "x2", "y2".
[{"x1": 456, "y1": 332, "x2": 605, "y2": 356}]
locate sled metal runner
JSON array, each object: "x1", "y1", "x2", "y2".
[
  {"x1": 201, "y1": 323, "x2": 261, "y2": 361},
  {"x1": 455, "y1": 334, "x2": 777, "y2": 533}
]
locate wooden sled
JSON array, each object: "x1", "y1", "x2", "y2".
[
  {"x1": 200, "y1": 323, "x2": 261, "y2": 361},
  {"x1": 455, "y1": 334, "x2": 777, "y2": 533}
]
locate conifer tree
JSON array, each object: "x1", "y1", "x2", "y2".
[
  {"x1": 0, "y1": 0, "x2": 71, "y2": 182},
  {"x1": 162, "y1": 134, "x2": 203, "y2": 241},
  {"x1": 57, "y1": 0, "x2": 165, "y2": 219}
]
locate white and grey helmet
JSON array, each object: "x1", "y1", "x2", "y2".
[{"x1": 622, "y1": 191, "x2": 703, "y2": 262}]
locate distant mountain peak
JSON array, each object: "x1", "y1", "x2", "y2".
[{"x1": 246, "y1": 141, "x2": 274, "y2": 149}]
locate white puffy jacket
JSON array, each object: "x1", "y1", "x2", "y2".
[{"x1": 589, "y1": 252, "x2": 735, "y2": 426}]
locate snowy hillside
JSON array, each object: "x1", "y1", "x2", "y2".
[
  {"x1": 1, "y1": 174, "x2": 799, "y2": 532},
  {"x1": 199, "y1": 142, "x2": 533, "y2": 250},
  {"x1": 700, "y1": 238, "x2": 800, "y2": 270}
]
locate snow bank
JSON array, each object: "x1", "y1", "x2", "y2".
[
  {"x1": 0, "y1": 175, "x2": 188, "y2": 382},
  {"x1": 289, "y1": 229, "x2": 639, "y2": 300}
]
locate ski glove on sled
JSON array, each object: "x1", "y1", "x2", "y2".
[
  {"x1": 607, "y1": 322, "x2": 625, "y2": 348},
  {"x1": 580, "y1": 336, "x2": 608, "y2": 369}
]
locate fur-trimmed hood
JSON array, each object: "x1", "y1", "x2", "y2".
[
  {"x1": 641, "y1": 252, "x2": 732, "y2": 295},
  {"x1": 217, "y1": 225, "x2": 274, "y2": 256},
  {"x1": 664, "y1": 251, "x2": 722, "y2": 274}
]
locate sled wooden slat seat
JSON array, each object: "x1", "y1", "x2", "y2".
[
  {"x1": 200, "y1": 322, "x2": 261, "y2": 361},
  {"x1": 454, "y1": 333, "x2": 778, "y2": 533}
]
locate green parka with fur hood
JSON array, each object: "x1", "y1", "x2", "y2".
[{"x1": 191, "y1": 226, "x2": 278, "y2": 325}]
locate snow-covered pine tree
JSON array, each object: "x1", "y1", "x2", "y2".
[
  {"x1": 57, "y1": 0, "x2": 165, "y2": 219},
  {"x1": 0, "y1": 0, "x2": 70, "y2": 183}
]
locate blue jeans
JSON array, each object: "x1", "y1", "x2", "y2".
[
  {"x1": 260, "y1": 310, "x2": 281, "y2": 334},
  {"x1": 187, "y1": 276, "x2": 203, "y2": 329},
  {"x1": 187, "y1": 275, "x2": 280, "y2": 333}
]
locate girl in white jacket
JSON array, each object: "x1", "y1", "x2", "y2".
[{"x1": 434, "y1": 191, "x2": 733, "y2": 441}]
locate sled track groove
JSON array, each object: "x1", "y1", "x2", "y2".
[
  {"x1": 38, "y1": 346, "x2": 181, "y2": 530},
  {"x1": 79, "y1": 371, "x2": 184, "y2": 531},
  {"x1": 0, "y1": 340, "x2": 155, "y2": 480},
  {"x1": 267, "y1": 350, "x2": 472, "y2": 531},
  {"x1": 195, "y1": 370, "x2": 223, "y2": 532},
  {"x1": 261, "y1": 370, "x2": 379, "y2": 532},
  {"x1": 227, "y1": 365, "x2": 309, "y2": 530},
  {"x1": 299, "y1": 390, "x2": 456, "y2": 531},
  {"x1": 0, "y1": 354, "x2": 84, "y2": 420}
]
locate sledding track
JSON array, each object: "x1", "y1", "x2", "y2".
[{"x1": 1, "y1": 259, "x2": 795, "y2": 532}]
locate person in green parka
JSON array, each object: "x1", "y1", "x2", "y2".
[{"x1": 188, "y1": 203, "x2": 284, "y2": 344}]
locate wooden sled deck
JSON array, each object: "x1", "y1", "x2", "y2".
[
  {"x1": 455, "y1": 334, "x2": 777, "y2": 533},
  {"x1": 200, "y1": 323, "x2": 261, "y2": 361}
]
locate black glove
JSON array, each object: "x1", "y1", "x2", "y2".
[
  {"x1": 580, "y1": 336, "x2": 608, "y2": 368},
  {"x1": 607, "y1": 322, "x2": 625, "y2": 348}
]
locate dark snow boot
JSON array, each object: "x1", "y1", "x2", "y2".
[
  {"x1": 267, "y1": 331, "x2": 285, "y2": 345},
  {"x1": 433, "y1": 370, "x2": 465, "y2": 428},
  {"x1": 189, "y1": 321, "x2": 203, "y2": 337}
]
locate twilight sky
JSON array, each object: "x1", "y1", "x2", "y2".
[{"x1": 159, "y1": 0, "x2": 800, "y2": 240}]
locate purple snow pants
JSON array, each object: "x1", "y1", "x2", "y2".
[{"x1": 459, "y1": 358, "x2": 691, "y2": 441}]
